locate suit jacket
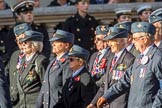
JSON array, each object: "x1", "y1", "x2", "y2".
[
  {"x1": 63, "y1": 12, "x2": 98, "y2": 54},
  {"x1": 5, "y1": 50, "x2": 22, "y2": 108},
  {"x1": 36, "y1": 54, "x2": 72, "y2": 108},
  {"x1": 103, "y1": 45, "x2": 162, "y2": 108},
  {"x1": 89, "y1": 48, "x2": 113, "y2": 83},
  {"x1": 91, "y1": 49, "x2": 135, "y2": 108},
  {"x1": 0, "y1": 57, "x2": 12, "y2": 108},
  {"x1": 62, "y1": 67, "x2": 97, "y2": 108},
  {"x1": 16, "y1": 53, "x2": 49, "y2": 108},
  {"x1": 129, "y1": 45, "x2": 140, "y2": 57}
]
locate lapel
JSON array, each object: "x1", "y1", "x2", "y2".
[
  {"x1": 109, "y1": 49, "x2": 127, "y2": 73},
  {"x1": 89, "y1": 52, "x2": 97, "y2": 72},
  {"x1": 158, "y1": 41, "x2": 162, "y2": 49},
  {"x1": 19, "y1": 53, "x2": 39, "y2": 84},
  {"x1": 135, "y1": 44, "x2": 157, "y2": 68}
]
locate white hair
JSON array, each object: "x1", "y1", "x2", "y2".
[{"x1": 31, "y1": 41, "x2": 43, "y2": 52}]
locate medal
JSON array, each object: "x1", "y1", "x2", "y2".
[{"x1": 141, "y1": 56, "x2": 149, "y2": 65}]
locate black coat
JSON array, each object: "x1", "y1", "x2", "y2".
[
  {"x1": 62, "y1": 67, "x2": 97, "y2": 108},
  {"x1": 63, "y1": 13, "x2": 98, "y2": 54}
]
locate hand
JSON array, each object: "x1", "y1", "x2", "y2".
[
  {"x1": 87, "y1": 104, "x2": 96, "y2": 108},
  {"x1": 97, "y1": 97, "x2": 107, "y2": 108}
]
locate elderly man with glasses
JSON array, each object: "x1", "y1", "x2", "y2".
[{"x1": 97, "y1": 22, "x2": 162, "y2": 108}]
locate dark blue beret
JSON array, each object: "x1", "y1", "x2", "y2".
[
  {"x1": 13, "y1": 0, "x2": 34, "y2": 14},
  {"x1": 50, "y1": 29, "x2": 74, "y2": 44},
  {"x1": 20, "y1": 30, "x2": 44, "y2": 42},
  {"x1": 95, "y1": 25, "x2": 109, "y2": 35},
  {"x1": 131, "y1": 22, "x2": 156, "y2": 35},
  {"x1": 14, "y1": 23, "x2": 32, "y2": 36},
  {"x1": 103, "y1": 27, "x2": 128, "y2": 40},
  {"x1": 149, "y1": 8, "x2": 162, "y2": 23},
  {"x1": 114, "y1": 21, "x2": 132, "y2": 33},
  {"x1": 68, "y1": 45, "x2": 90, "y2": 61}
]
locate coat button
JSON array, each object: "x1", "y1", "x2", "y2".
[
  {"x1": 43, "y1": 80, "x2": 46, "y2": 83},
  {"x1": 11, "y1": 86, "x2": 13, "y2": 90},
  {"x1": 43, "y1": 102, "x2": 44, "y2": 104},
  {"x1": 47, "y1": 92, "x2": 49, "y2": 94},
  {"x1": 46, "y1": 103, "x2": 48, "y2": 105},
  {"x1": 78, "y1": 38, "x2": 81, "y2": 41}
]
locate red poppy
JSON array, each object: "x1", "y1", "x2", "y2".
[
  {"x1": 100, "y1": 59, "x2": 107, "y2": 68},
  {"x1": 74, "y1": 76, "x2": 80, "y2": 82},
  {"x1": 60, "y1": 58, "x2": 66, "y2": 63}
]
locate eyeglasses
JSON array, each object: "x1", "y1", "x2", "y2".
[
  {"x1": 68, "y1": 57, "x2": 80, "y2": 62},
  {"x1": 132, "y1": 36, "x2": 145, "y2": 41}
]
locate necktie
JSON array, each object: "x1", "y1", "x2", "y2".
[
  {"x1": 110, "y1": 56, "x2": 117, "y2": 71},
  {"x1": 91, "y1": 52, "x2": 102, "y2": 76}
]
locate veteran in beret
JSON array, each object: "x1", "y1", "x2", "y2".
[
  {"x1": 89, "y1": 25, "x2": 113, "y2": 84},
  {"x1": 58, "y1": 45, "x2": 97, "y2": 108},
  {"x1": 13, "y1": 30, "x2": 49, "y2": 108},
  {"x1": 87, "y1": 27, "x2": 135, "y2": 108},
  {"x1": 7, "y1": 0, "x2": 51, "y2": 60},
  {"x1": 114, "y1": 21, "x2": 140, "y2": 57},
  {"x1": 114, "y1": 8, "x2": 132, "y2": 23},
  {"x1": 63, "y1": 0, "x2": 98, "y2": 55},
  {"x1": 97, "y1": 22, "x2": 162, "y2": 108},
  {"x1": 5, "y1": 23, "x2": 32, "y2": 108},
  {"x1": 36, "y1": 29, "x2": 74, "y2": 108},
  {"x1": 149, "y1": 8, "x2": 162, "y2": 50},
  {"x1": 136, "y1": 5, "x2": 152, "y2": 22}
]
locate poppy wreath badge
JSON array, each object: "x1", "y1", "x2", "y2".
[
  {"x1": 74, "y1": 76, "x2": 80, "y2": 82},
  {"x1": 112, "y1": 64, "x2": 126, "y2": 80},
  {"x1": 59, "y1": 58, "x2": 66, "y2": 63}
]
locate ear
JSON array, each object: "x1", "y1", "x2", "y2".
[{"x1": 17, "y1": 14, "x2": 22, "y2": 21}]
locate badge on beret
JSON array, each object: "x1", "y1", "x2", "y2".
[
  {"x1": 69, "y1": 47, "x2": 73, "y2": 52},
  {"x1": 101, "y1": 26, "x2": 106, "y2": 31},
  {"x1": 141, "y1": 56, "x2": 149, "y2": 65},
  {"x1": 119, "y1": 24, "x2": 124, "y2": 28},
  {"x1": 137, "y1": 23, "x2": 142, "y2": 28}
]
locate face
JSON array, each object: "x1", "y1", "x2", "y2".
[
  {"x1": 139, "y1": 10, "x2": 152, "y2": 22},
  {"x1": 109, "y1": 38, "x2": 124, "y2": 53},
  {"x1": 34, "y1": 0, "x2": 40, "y2": 7},
  {"x1": 132, "y1": 33, "x2": 147, "y2": 53},
  {"x1": 68, "y1": 57, "x2": 83, "y2": 71},
  {"x1": 127, "y1": 33, "x2": 133, "y2": 45},
  {"x1": 153, "y1": 21, "x2": 162, "y2": 41},
  {"x1": 94, "y1": 34, "x2": 108, "y2": 51},
  {"x1": 118, "y1": 15, "x2": 132, "y2": 22},
  {"x1": 0, "y1": 0, "x2": 5, "y2": 10},
  {"x1": 17, "y1": 11, "x2": 34, "y2": 23},
  {"x1": 76, "y1": 1, "x2": 89, "y2": 14},
  {"x1": 51, "y1": 41, "x2": 68, "y2": 56},
  {"x1": 22, "y1": 41, "x2": 33, "y2": 55},
  {"x1": 15, "y1": 34, "x2": 26, "y2": 50}
]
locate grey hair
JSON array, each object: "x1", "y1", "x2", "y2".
[{"x1": 31, "y1": 41, "x2": 43, "y2": 52}]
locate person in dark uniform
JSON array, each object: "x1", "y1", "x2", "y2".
[
  {"x1": 114, "y1": 21, "x2": 140, "y2": 57},
  {"x1": 87, "y1": 27, "x2": 135, "y2": 108},
  {"x1": 5, "y1": 23, "x2": 32, "y2": 108},
  {"x1": 36, "y1": 29, "x2": 74, "y2": 108},
  {"x1": 89, "y1": 25, "x2": 113, "y2": 84},
  {"x1": 48, "y1": 0, "x2": 74, "y2": 6},
  {"x1": 136, "y1": 5, "x2": 152, "y2": 22},
  {"x1": 59, "y1": 45, "x2": 97, "y2": 108},
  {"x1": 0, "y1": 57, "x2": 12, "y2": 108},
  {"x1": 97, "y1": 22, "x2": 162, "y2": 108},
  {"x1": 63, "y1": 0, "x2": 98, "y2": 55},
  {"x1": 15, "y1": 30, "x2": 49, "y2": 108},
  {"x1": 149, "y1": 8, "x2": 162, "y2": 50},
  {"x1": 7, "y1": 0, "x2": 51, "y2": 59},
  {"x1": 115, "y1": 8, "x2": 132, "y2": 23}
]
